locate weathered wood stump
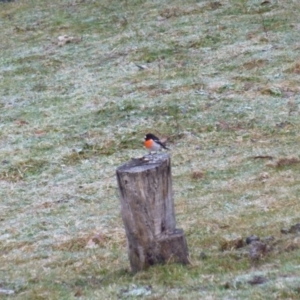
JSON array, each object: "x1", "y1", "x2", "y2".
[{"x1": 116, "y1": 153, "x2": 189, "y2": 273}]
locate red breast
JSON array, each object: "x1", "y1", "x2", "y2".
[{"x1": 144, "y1": 139, "x2": 154, "y2": 149}]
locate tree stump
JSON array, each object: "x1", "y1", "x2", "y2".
[{"x1": 116, "y1": 153, "x2": 189, "y2": 273}]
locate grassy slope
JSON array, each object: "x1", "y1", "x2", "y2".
[{"x1": 1, "y1": 0, "x2": 300, "y2": 298}]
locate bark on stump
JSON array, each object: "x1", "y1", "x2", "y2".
[{"x1": 116, "y1": 153, "x2": 189, "y2": 273}]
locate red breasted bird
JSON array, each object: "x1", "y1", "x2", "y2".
[{"x1": 144, "y1": 133, "x2": 169, "y2": 152}]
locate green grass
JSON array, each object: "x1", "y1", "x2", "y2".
[{"x1": 1, "y1": 0, "x2": 300, "y2": 298}]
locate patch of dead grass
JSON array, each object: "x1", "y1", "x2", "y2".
[
  {"x1": 275, "y1": 157, "x2": 300, "y2": 168},
  {"x1": 0, "y1": 158, "x2": 47, "y2": 182},
  {"x1": 52, "y1": 228, "x2": 126, "y2": 252},
  {"x1": 242, "y1": 59, "x2": 267, "y2": 70},
  {"x1": 285, "y1": 61, "x2": 300, "y2": 74}
]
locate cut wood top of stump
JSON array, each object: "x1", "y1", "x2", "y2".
[{"x1": 117, "y1": 153, "x2": 170, "y2": 173}]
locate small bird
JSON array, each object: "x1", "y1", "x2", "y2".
[{"x1": 144, "y1": 133, "x2": 169, "y2": 153}]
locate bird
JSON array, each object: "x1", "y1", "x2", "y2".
[{"x1": 144, "y1": 133, "x2": 169, "y2": 153}]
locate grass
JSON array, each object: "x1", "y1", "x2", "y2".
[{"x1": 1, "y1": 0, "x2": 300, "y2": 298}]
